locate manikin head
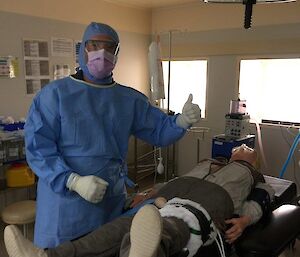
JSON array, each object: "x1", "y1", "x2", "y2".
[{"x1": 230, "y1": 144, "x2": 258, "y2": 167}]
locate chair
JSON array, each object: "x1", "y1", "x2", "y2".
[{"x1": 1, "y1": 200, "x2": 36, "y2": 238}]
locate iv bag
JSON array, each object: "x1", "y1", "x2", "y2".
[{"x1": 148, "y1": 41, "x2": 165, "y2": 101}]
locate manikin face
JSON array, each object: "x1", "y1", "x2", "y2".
[{"x1": 230, "y1": 144, "x2": 257, "y2": 166}]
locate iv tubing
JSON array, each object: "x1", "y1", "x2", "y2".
[
  {"x1": 165, "y1": 30, "x2": 173, "y2": 181},
  {"x1": 279, "y1": 132, "x2": 300, "y2": 178},
  {"x1": 254, "y1": 121, "x2": 268, "y2": 170}
]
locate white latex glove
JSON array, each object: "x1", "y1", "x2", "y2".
[
  {"x1": 67, "y1": 173, "x2": 109, "y2": 203},
  {"x1": 176, "y1": 94, "x2": 201, "y2": 129}
]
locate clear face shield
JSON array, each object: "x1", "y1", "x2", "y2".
[{"x1": 85, "y1": 40, "x2": 120, "y2": 56}]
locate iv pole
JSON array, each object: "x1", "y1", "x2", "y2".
[
  {"x1": 167, "y1": 31, "x2": 172, "y2": 114},
  {"x1": 165, "y1": 30, "x2": 175, "y2": 181},
  {"x1": 164, "y1": 30, "x2": 209, "y2": 177}
]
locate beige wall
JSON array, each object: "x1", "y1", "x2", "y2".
[
  {"x1": 0, "y1": 5, "x2": 151, "y2": 119},
  {"x1": 0, "y1": 3, "x2": 152, "y2": 207},
  {"x1": 0, "y1": 1, "x2": 299, "y2": 187},
  {"x1": 0, "y1": 0, "x2": 151, "y2": 34},
  {"x1": 152, "y1": 1, "x2": 300, "y2": 32}
]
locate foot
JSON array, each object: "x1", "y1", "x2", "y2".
[
  {"x1": 4, "y1": 225, "x2": 47, "y2": 257},
  {"x1": 128, "y1": 204, "x2": 163, "y2": 257}
]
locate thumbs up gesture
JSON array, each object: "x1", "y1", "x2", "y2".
[{"x1": 176, "y1": 94, "x2": 201, "y2": 129}]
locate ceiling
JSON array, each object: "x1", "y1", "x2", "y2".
[{"x1": 103, "y1": 0, "x2": 199, "y2": 9}]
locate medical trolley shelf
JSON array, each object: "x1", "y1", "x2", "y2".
[
  {"x1": 0, "y1": 137, "x2": 26, "y2": 165},
  {"x1": 0, "y1": 136, "x2": 27, "y2": 190}
]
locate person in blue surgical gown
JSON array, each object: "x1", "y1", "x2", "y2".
[{"x1": 24, "y1": 22, "x2": 201, "y2": 248}]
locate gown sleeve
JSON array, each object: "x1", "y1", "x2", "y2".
[
  {"x1": 24, "y1": 87, "x2": 73, "y2": 194},
  {"x1": 132, "y1": 97, "x2": 186, "y2": 147}
]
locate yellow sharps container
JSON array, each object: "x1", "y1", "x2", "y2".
[{"x1": 5, "y1": 163, "x2": 35, "y2": 187}]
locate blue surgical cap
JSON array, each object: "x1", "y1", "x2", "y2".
[
  {"x1": 82, "y1": 22, "x2": 119, "y2": 44},
  {"x1": 79, "y1": 22, "x2": 119, "y2": 83}
]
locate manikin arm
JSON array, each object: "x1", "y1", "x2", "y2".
[
  {"x1": 225, "y1": 145, "x2": 275, "y2": 244},
  {"x1": 225, "y1": 182, "x2": 275, "y2": 244}
]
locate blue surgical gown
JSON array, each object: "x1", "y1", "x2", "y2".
[{"x1": 24, "y1": 76, "x2": 186, "y2": 248}]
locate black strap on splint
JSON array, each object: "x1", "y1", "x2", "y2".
[
  {"x1": 182, "y1": 204, "x2": 211, "y2": 243},
  {"x1": 247, "y1": 187, "x2": 271, "y2": 217}
]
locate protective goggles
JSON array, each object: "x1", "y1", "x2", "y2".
[{"x1": 85, "y1": 40, "x2": 120, "y2": 55}]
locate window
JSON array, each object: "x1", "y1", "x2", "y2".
[
  {"x1": 162, "y1": 60, "x2": 207, "y2": 118},
  {"x1": 239, "y1": 58, "x2": 300, "y2": 125}
]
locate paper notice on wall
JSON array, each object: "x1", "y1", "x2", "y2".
[
  {"x1": 26, "y1": 79, "x2": 50, "y2": 95},
  {"x1": 0, "y1": 59, "x2": 10, "y2": 77},
  {"x1": 25, "y1": 60, "x2": 49, "y2": 76},
  {"x1": 74, "y1": 40, "x2": 81, "y2": 67},
  {"x1": 51, "y1": 37, "x2": 73, "y2": 57},
  {"x1": 23, "y1": 39, "x2": 50, "y2": 95},
  {"x1": 26, "y1": 79, "x2": 41, "y2": 95},
  {"x1": 0, "y1": 56, "x2": 19, "y2": 78},
  {"x1": 23, "y1": 40, "x2": 49, "y2": 58},
  {"x1": 53, "y1": 64, "x2": 71, "y2": 80},
  {"x1": 11, "y1": 58, "x2": 19, "y2": 77}
]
